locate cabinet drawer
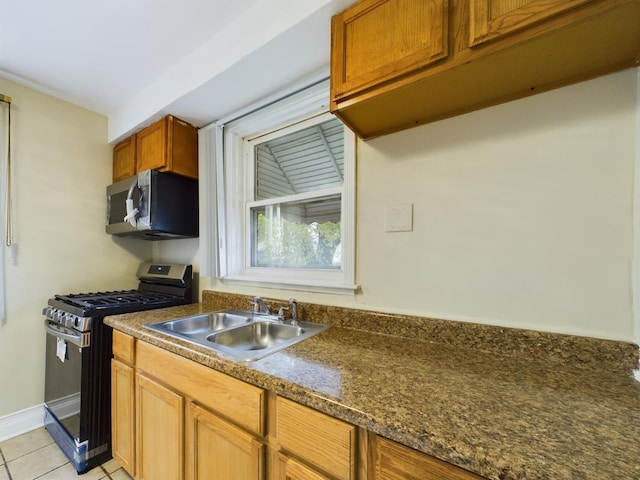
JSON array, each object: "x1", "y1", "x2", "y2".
[
  {"x1": 136, "y1": 341, "x2": 265, "y2": 436},
  {"x1": 275, "y1": 396, "x2": 356, "y2": 480},
  {"x1": 369, "y1": 434, "x2": 485, "y2": 480},
  {"x1": 113, "y1": 330, "x2": 135, "y2": 364}
]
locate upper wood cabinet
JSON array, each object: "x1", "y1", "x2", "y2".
[
  {"x1": 469, "y1": 0, "x2": 592, "y2": 46},
  {"x1": 331, "y1": 0, "x2": 448, "y2": 100},
  {"x1": 330, "y1": 0, "x2": 640, "y2": 139},
  {"x1": 136, "y1": 115, "x2": 198, "y2": 179},
  {"x1": 112, "y1": 114, "x2": 198, "y2": 182},
  {"x1": 112, "y1": 136, "x2": 136, "y2": 183}
]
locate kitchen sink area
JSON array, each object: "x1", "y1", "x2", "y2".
[
  {"x1": 104, "y1": 291, "x2": 640, "y2": 479},
  {"x1": 144, "y1": 307, "x2": 329, "y2": 361}
]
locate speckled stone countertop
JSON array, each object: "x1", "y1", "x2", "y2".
[{"x1": 104, "y1": 292, "x2": 640, "y2": 480}]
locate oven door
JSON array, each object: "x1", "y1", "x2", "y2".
[{"x1": 44, "y1": 320, "x2": 89, "y2": 445}]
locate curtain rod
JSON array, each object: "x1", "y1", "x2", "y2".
[{"x1": 0, "y1": 94, "x2": 11, "y2": 104}]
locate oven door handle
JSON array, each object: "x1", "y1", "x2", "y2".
[{"x1": 44, "y1": 320, "x2": 89, "y2": 348}]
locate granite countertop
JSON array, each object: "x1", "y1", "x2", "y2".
[{"x1": 104, "y1": 295, "x2": 640, "y2": 480}]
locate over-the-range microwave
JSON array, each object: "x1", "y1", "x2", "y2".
[{"x1": 106, "y1": 169, "x2": 198, "y2": 240}]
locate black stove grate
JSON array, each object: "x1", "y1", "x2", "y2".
[{"x1": 55, "y1": 290, "x2": 179, "y2": 309}]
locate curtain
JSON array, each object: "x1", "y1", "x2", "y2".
[{"x1": 0, "y1": 102, "x2": 6, "y2": 324}]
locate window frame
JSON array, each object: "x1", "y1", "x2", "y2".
[{"x1": 213, "y1": 80, "x2": 357, "y2": 294}]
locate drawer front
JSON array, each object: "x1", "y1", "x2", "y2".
[
  {"x1": 369, "y1": 434, "x2": 486, "y2": 480},
  {"x1": 113, "y1": 330, "x2": 135, "y2": 364},
  {"x1": 275, "y1": 396, "x2": 356, "y2": 480},
  {"x1": 136, "y1": 341, "x2": 265, "y2": 436}
]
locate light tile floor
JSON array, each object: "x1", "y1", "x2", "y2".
[{"x1": 0, "y1": 428, "x2": 132, "y2": 480}]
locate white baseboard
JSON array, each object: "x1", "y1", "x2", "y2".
[{"x1": 0, "y1": 404, "x2": 45, "y2": 442}]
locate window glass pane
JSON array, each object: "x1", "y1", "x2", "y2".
[
  {"x1": 255, "y1": 118, "x2": 344, "y2": 200},
  {"x1": 251, "y1": 195, "x2": 341, "y2": 269}
]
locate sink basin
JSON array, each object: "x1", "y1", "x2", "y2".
[
  {"x1": 143, "y1": 309, "x2": 328, "y2": 361},
  {"x1": 151, "y1": 311, "x2": 251, "y2": 335},
  {"x1": 208, "y1": 321, "x2": 304, "y2": 350}
]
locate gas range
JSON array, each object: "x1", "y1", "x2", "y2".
[{"x1": 43, "y1": 262, "x2": 193, "y2": 473}]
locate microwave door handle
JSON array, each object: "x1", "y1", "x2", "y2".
[
  {"x1": 44, "y1": 319, "x2": 86, "y2": 348},
  {"x1": 124, "y1": 182, "x2": 139, "y2": 227}
]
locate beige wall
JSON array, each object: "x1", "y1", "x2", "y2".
[
  {"x1": 0, "y1": 78, "x2": 150, "y2": 418},
  {"x1": 204, "y1": 69, "x2": 639, "y2": 343}
]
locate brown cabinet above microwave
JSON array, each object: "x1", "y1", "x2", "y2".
[
  {"x1": 330, "y1": 0, "x2": 640, "y2": 139},
  {"x1": 112, "y1": 115, "x2": 198, "y2": 182}
]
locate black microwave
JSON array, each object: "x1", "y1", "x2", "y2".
[{"x1": 106, "y1": 170, "x2": 198, "y2": 240}]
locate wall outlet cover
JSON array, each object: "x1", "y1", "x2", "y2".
[{"x1": 385, "y1": 204, "x2": 413, "y2": 232}]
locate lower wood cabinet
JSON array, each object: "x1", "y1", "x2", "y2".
[
  {"x1": 111, "y1": 359, "x2": 135, "y2": 475},
  {"x1": 111, "y1": 330, "x2": 487, "y2": 480},
  {"x1": 112, "y1": 332, "x2": 265, "y2": 480},
  {"x1": 186, "y1": 401, "x2": 265, "y2": 479},
  {"x1": 135, "y1": 373, "x2": 184, "y2": 480}
]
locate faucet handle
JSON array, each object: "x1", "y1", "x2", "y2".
[{"x1": 277, "y1": 306, "x2": 289, "y2": 321}]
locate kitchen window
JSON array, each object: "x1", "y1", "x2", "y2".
[{"x1": 205, "y1": 80, "x2": 356, "y2": 293}]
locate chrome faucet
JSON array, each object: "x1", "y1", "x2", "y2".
[
  {"x1": 251, "y1": 296, "x2": 271, "y2": 315},
  {"x1": 289, "y1": 298, "x2": 298, "y2": 325}
]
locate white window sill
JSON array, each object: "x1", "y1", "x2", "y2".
[{"x1": 221, "y1": 275, "x2": 359, "y2": 295}]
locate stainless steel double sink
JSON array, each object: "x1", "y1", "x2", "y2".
[{"x1": 144, "y1": 309, "x2": 329, "y2": 361}]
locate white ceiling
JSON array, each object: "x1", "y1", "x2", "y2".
[{"x1": 0, "y1": 0, "x2": 352, "y2": 142}]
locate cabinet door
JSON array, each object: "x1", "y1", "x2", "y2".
[
  {"x1": 167, "y1": 115, "x2": 198, "y2": 179},
  {"x1": 185, "y1": 402, "x2": 265, "y2": 480},
  {"x1": 469, "y1": 0, "x2": 592, "y2": 46},
  {"x1": 331, "y1": 0, "x2": 448, "y2": 100},
  {"x1": 113, "y1": 136, "x2": 136, "y2": 182},
  {"x1": 369, "y1": 434, "x2": 485, "y2": 480},
  {"x1": 275, "y1": 452, "x2": 330, "y2": 480},
  {"x1": 111, "y1": 359, "x2": 135, "y2": 476},
  {"x1": 136, "y1": 373, "x2": 184, "y2": 480},
  {"x1": 136, "y1": 117, "x2": 168, "y2": 173}
]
